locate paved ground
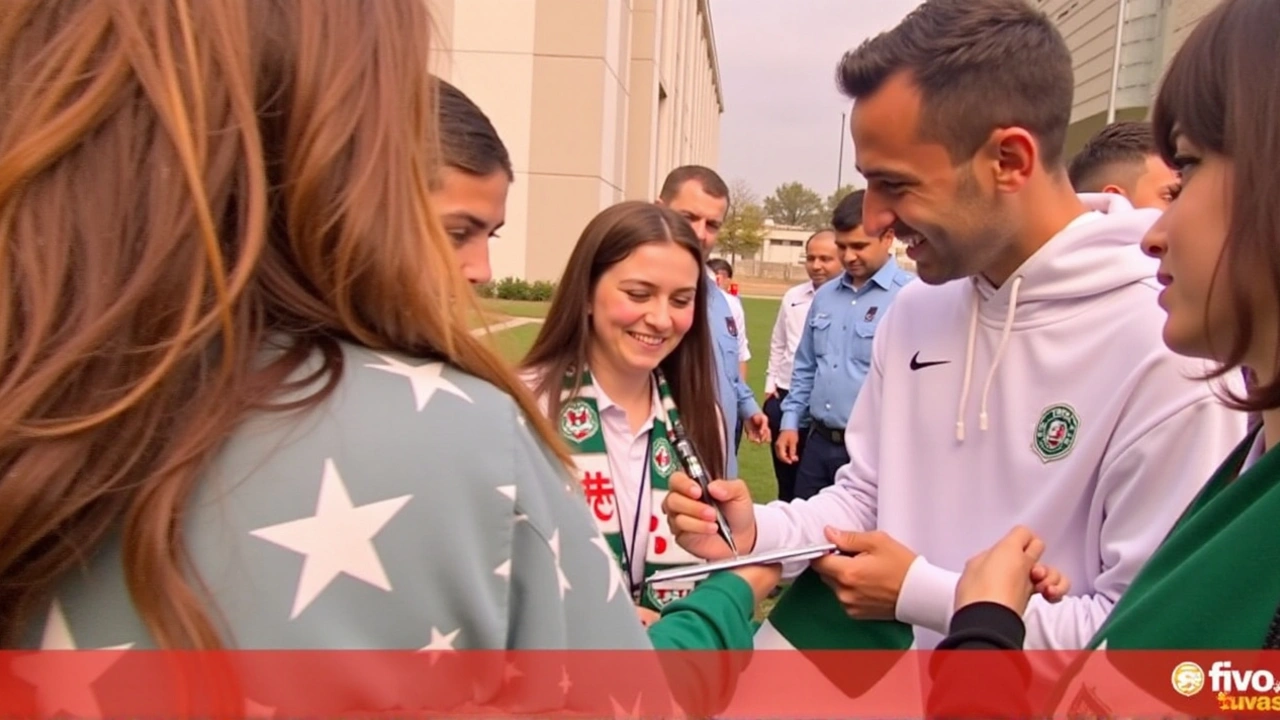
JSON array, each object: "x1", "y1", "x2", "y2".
[{"x1": 472, "y1": 317, "x2": 542, "y2": 335}]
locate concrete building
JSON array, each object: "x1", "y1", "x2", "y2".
[
  {"x1": 428, "y1": 0, "x2": 724, "y2": 282},
  {"x1": 1038, "y1": 0, "x2": 1223, "y2": 156}
]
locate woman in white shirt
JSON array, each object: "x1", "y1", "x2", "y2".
[{"x1": 520, "y1": 201, "x2": 736, "y2": 627}]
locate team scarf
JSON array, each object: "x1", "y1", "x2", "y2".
[{"x1": 556, "y1": 367, "x2": 704, "y2": 611}]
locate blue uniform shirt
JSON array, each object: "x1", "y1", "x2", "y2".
[
  {"x1": 706, "y1": 277, "x2": 761, "y2": 479},
  {"x1": 780, "y1": 257, "x2": 914, "y2": 432}
]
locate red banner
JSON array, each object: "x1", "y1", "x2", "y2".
[{"x1": 1, "y1": 649, "x2": 1279, "y2": 718}]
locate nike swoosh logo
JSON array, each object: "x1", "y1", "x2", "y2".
[{"x1": 910, "y1": 352, "x2": 951, "y2": 371}]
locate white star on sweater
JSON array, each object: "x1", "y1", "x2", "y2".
[
  {"x1": 250, "y1": 458, "x2": 412, "y2": 619},
  {"x1": 420, "y1": 627, "x2": 460, "y2": 667},
  {"x1": 367, "y1": 355, "x2": 472, "y2": 411},
  {"x1": 590, "y1": 536, "x2": 625, "y2": 603},
  {"x1": 12, "y1": 601, "x2": 133, "y2": 718},
  {"x1": 548, "y1": 529, "x2": 572, "y2": 599}
]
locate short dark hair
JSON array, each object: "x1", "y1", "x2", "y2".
[
  {"x1": 436, "y1": 78, "x2": 513, "y2": 181},
  {"x1": 1068, "y1": 122, "x2": 1159, "y2": 192},
  {"x1": 831, "y1": 190, "x2": 866, "y2": 233},
  {"x1": 705, "y1": 258, "x2": 733, "y2": 277},
  {"x1": 836, "y1": 0, "x2": 1074, "y2": 169},
  {"x1": 806, "y1": 228, "x2": 836, "y2": 248},
  {"x1": 659, "y1": 165, "x2": 730, "y2": 203}
]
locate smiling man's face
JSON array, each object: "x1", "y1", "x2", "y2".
[{"x1": 852, "y1": 71, "x2": 1018, "y2": 285}]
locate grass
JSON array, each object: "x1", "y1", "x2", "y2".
[
  {"x1": 481, "y1": 298, "x2": 556, "y2": 319},
  {"x1": 482, "y1": 297, "x2": 787, "y2": 620}
]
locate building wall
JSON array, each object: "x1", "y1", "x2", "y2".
[
  {"x1": 1042, "y1": 0, "x2": 1224, "y2": 157},
  {"x1": 428, "y1": 0, "x2": 723, "y2": 283}
]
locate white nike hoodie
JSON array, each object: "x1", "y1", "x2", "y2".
[{"x1": 752, "y1": 193, "x2": 1248, "y2": 650}]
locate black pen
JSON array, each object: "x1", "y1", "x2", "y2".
[{"x1": 653, "y1": 369, "x2": 739, "y2": 557}]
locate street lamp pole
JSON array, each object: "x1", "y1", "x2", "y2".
[
  {"x1": 837, "y1": 112, "x2": 846, "y2": 192},
  {"x1": 1106, "y1": 0, "x2": 1128, "y2": 124}
]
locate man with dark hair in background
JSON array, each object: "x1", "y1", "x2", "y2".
[
  {"x1": 664, "y1": 0, "x2": 1244, "y2": 653},
  {"x1": 763, "y1": 229, "x2": 842, "y2": 502},
  {"x1": 776, "y1": 190, "x2": 912, "y2": 500},
  {"x1": 1068, "y1": 121, "x2": 1180, "y2": 210},
  {"x1": 657, "y1": 166, "x2": 769, "y2": 479}
]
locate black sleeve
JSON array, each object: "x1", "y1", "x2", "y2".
[{"x1": 925, "y1": 602, "x2": 1033, "y2": 719}]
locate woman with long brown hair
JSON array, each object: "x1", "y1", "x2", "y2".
[
  {"x1": 520, "y1": 201, "x2": 776, "y2": 646},
  {"x1": 0, "y1": 0, "x2": 773, "y2": 704}
]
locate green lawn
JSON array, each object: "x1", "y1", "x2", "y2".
[
  {"x1": 481, "y1": 298, "x2": 556, "y2": 319},
  {"x1": 483, "y1": 296, "x2": 783, "y2": 504}
]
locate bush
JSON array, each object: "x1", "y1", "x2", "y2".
[{"x1": 475, "y1": 277, "x2": 556, "y2": 302}]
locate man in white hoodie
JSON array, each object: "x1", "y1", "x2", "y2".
[{"x1": 662, "y1": 0, "x2": 1247, "y2": 651}]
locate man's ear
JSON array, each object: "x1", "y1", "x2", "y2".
[
  {"x1": 986, "y1": 127, "x2": 1037, "y2": 194},
  {"x1": 1101, "y1": 184, "x2": 1130, "y2": 199}
]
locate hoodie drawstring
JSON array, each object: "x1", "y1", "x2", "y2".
[
  {"x1": 955, "y1": 276, "x2": 1023, "y2": 441},
  {"x1": 955, "y1": 296, "x2": 979, "y2": 441}
]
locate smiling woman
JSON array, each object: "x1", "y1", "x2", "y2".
[{"x1": 517, "y1": 201, "x2": 779, "y2": 640}]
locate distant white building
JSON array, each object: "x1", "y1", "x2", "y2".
[{"x1": 713, "y1": 218, "x2": 915, "y2": 277}]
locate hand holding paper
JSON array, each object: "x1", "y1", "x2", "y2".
[{"x1": 810, "y1": 527, "x2": 918, "y2": 621}]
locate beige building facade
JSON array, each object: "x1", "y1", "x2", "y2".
[
  {"x1": 428, "y1": 0, "x2": 724, "y2": 282},
  {"x1": 1038, "y1": 0, "x2": 1223, "y2": 156}
]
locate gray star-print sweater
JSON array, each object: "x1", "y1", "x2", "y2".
[{"x1": 23, "y1": 342, "x2": 757, "y2": 714}]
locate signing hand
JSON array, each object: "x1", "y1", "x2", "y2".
[
  {"x1": 810, "y1": 527, "x2": 918, "y2": 620},
  {"x1": 661, "y1": 472, "x2": 757, "y2": 560}
]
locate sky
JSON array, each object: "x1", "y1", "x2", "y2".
[{"x1": 708, "y1": 0, "x2": 923, "y2": 202}]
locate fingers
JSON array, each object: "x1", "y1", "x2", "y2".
[
  {"x1": 706, "y1": 478, "x2": 746, "y2": 503},
  {"x1": 1034, "y1": 567, "x2": 1070, "y2": 602},
  {"x1": 667, "y1": 472, "x2": 701, "y2": 500},
  {"x1": 1024, "y1": 535, "x2": 1045, "y2": 564},
  {"x1": 822, "y1": 526, "x2": 877, "y2": 554}
]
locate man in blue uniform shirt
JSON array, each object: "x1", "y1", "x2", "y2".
[
  {"x1": 658, "y1": 166, "x2": 769, "y2": 479},
  {"x1": 776, "y1": 190, "x2": 914, "y2": 498}
]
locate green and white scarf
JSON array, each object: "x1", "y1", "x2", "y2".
[{"x1": 556, "y1": 368, "x2": 704, "y2": 611}]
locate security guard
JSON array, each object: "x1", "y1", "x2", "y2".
[{"x1": 776, "y1": 190, "x2": 914, "y2": 499}]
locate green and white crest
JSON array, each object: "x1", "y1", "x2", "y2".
[
  {"x1": 652, "y1": 437, "x2": 676, "y2": 478},
  {"x1": 1033, "y1": 403, "x2": 1079, "y2": 462},
  {"x1": 560, "y1": 399, "x2": 599, "y2": 442}
]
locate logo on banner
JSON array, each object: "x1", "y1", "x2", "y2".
[
  {"x1": 652, "y1": 438, "x2": 675, "y2": 478},
  {"x1": 1172, "y1": 662, "x2": 1205, "y2": 697},
  {"x1": 1033, "y1": 403, "x2": 1079, "y2": 462},
  {"x1": 1175, "y1": 660, "x2": 1280, "y2": 711},
  {"x1": 560, "y1": 399, "x2": 598, "y2": 441}
]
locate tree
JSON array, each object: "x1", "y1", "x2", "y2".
[
  {"x1": 718, "y1": 179, "x2": 767, "y2": 263},
  {"x1": 763, "y1": 182, "x2": 826, "y2": 230},
  {"x1": 825, "y1": 184, "x2": 860, "y2": 218}
]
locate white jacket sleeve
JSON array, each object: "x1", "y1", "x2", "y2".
[
  {"x1": 763, "y1": 299, "x2": 788, "y2": 395},
  {"x1": 752, "y1": 336, "x2": 883, "y2": 578}
]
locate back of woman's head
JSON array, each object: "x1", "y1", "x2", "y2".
[
  {"x1": 1152, "y1": 0, "x2": 1280, "y2": 409},
  {"x1": 522, "y1": 201, "x2": 725, "y2": 479},
  {"x1": 0, "y1": 0, "x2": 566, "y2": 648}
]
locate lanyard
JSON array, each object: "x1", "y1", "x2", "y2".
[{"x1": 619, "y1": 434, "x2": 653, "y2": 596}]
